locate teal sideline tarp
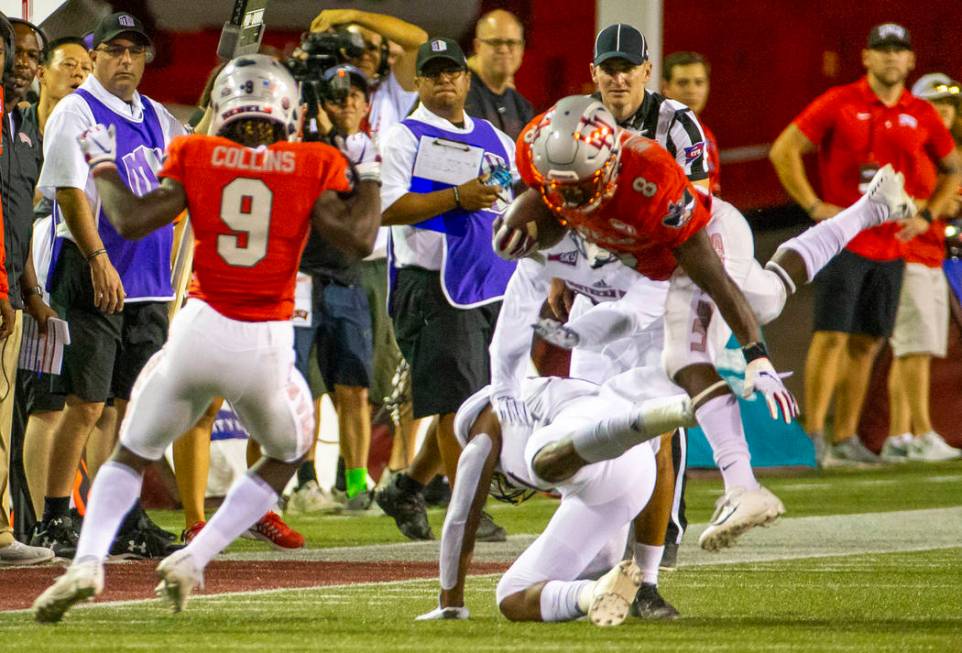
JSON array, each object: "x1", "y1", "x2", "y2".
[{"x1": 687, "y1": 333, "x2": 816, "y2": 468}]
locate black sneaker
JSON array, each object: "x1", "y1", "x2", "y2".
[
  {"x1": 110, "y1": 522, "x2": 183, "y2": 560},
  {"x1": 629, "y1": 583, "x2": 680, "y2": 620},
  {"x1": 660, "y1": 542, "x2": 679, "y2": 571},
  {"x1": 476, "y1": 511, "x2": 506, "y2": 543},
  {"x1": 374, "y1": 475, "x2": 433, "y2": 540},
  {"x1": 136, "y1": 511, "x2": 177, "y2": 542},
  {"x1": 422, "y1": 475, "x2": 451, "y2": 508},
  {"x1": 29, "y1": 516, "x2": 79, "y2": 559}
]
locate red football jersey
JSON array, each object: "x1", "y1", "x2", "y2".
[
  {"x1": 160, "y1": 135, "x2": 351, "y2": 321},
  {"x1": 518, "y1": 121, "x2": 713, "y2": 281}
]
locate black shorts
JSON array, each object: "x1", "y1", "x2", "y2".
[
  {"x1": 294, "y1": 278, "x2": 373, "y2": 392},
  {"x1": 18, "y1": 370, "x2": 66, "y2": 414},
  {"x1": 391, "y1": 268, "x2": 500, "y2": 418},
  {"x1": 50, "y1": 241, "x2": 169, "y2": 403},
  {"x1": 813, "y1": 249, "x2": 904, "y2": 337}
]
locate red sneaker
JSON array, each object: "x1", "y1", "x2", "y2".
[
  {"x1": 246, "y1": 512, "x2": 305, "y2": 550},
  {"x1": 181, "y1": 520, "x2": 206, "y2": 545}
]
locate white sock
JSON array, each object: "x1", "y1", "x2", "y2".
[
  {"x1": 571, "y1": 396, "x2": 692, "y2": 463},
  {"x1": 74, "y1": 462, "x2": 142, "y2": 563},
  {"x1": 694, "y1": 394, "x2": 759, "y2": 491},
  {"x1": 539, "y1": 579, "x2": 593, "y2": 621},
  {"x1": 185, "y1": 473, "x2": 278, "y2": 569},
  {"x1": 777, "y1": 195, "x2": 885, "y2": 281},
  {"x1": 634, "y1": 544, "x2": 663, "y2": 586}
]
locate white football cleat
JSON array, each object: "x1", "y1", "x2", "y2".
[
  {"x1": 155, "y1": 549, "x2": 204, "y2": 613},
  {"x1": 698, "y1": 485, "x2": 785, "y2": 552},
  {"x1": 33, "y1": 558, "x2": 104, "y2": 623},
  {"x1": 586, "y1": 560, "x2": 642, "y2": 627},
  {"x1": 866, "y1": 163, "x2": 917, "y2": 222}
]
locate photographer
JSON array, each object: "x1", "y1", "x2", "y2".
[
  {"x1": 290, "y1": 65, "x2": 379, "y2": 513},
  {"x1": 309, "y1": 9, "x2": 427, "y2": 146}
]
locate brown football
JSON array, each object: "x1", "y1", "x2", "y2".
[{"x1": 504, "y1": 189, "x2": 567, "y2": 250}]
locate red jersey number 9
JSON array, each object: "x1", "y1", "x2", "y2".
[{"x1": 217, "y1": 178, "x2": 273, "y2": 267}]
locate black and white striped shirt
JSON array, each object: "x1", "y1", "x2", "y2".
[{"x1": 594, "y1": 89, "x2": 709, "y2": 182}]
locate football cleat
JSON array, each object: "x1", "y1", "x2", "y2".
[
  {"x1": 698, "y1": 485, "x2": 785, "y2": 552},
  {"x1": 586, "y1": 560, "x2": 642, "y2": 627},
  {"x1": 244, "y1": 512, "x2": 305, "y2": 550},
  {"x1": 866, "y1": 163, "x2": 917, "y2": 222},
  {"x1": 476, "y1": 511, "x2": 507, "y2": 543},
  {"x1": 30, "y1": 515, "x2": 80, "y2": 559},
  {"x1": 375, "y1": 474, "x2": 434, "y2": 541},
  {"x1": 155, "y1": 549, "x2": 204, "y2": 613},
  {"x1": 629, "y1": 583, "x2": 680, "y2": 620},
  {"x1": 33, "y1": 558, "x2": 104, "y2": 623}
]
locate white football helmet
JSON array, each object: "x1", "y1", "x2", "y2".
[
  {"x1": 209, "y1": 54, "x2": 299, "y2": 138},
  {"x1": 528, "y1": 95, "x2": 621, "y2": 212}
]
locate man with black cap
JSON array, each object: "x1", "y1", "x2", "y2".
[
  {"x1": 375, "y1": 37, "x2": 517, "y2": 543},
  {"x1": 770, "y1": 23, "x2": 962, "y2": 466},
  {"x1": 590, "y1": 23, "x2": 710, "y2": 188},
  {"x1": 31, "y1": 11, "x2": 187, "y2": 559},
  {"x1": 582, "y1": 23, "x2": 710, "y2": 573}
]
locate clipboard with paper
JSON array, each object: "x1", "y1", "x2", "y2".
[
  {"x1": 18, "y1": 315, "x2": 71, "y2": 375},
  {"x1": 412, "y1": 136, "x2": 485, "y2": 236}
]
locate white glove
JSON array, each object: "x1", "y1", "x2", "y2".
[
  {"x1": 743, "y1": 357, "x2": 799, "y2": 424},
  {"x1": 339, "y1": 132, "x2": 380, "y2": 184},
  {"x1": 492, "y1": 215, "x2": 538, "y2": 261},
  {"x1": 493, "y1": 394, "x2": 532, "y2": 428},
  {"x1": 415, "y1": 605, "x2": 470, "y2": 621},
  {"x1": 78, "y1": 124, "x2": 117, "y2": 170},
  {"x1": 532, "y1": 317, "x2": 580, "y2": 350}
]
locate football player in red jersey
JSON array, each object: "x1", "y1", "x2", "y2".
[
  {"x1": 34, "y1": 54, "x2": 380, "y2": 623},
  {"x1": 497, "y1": 95, "x2": 917, "y2": 551}
]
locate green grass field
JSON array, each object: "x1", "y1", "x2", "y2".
[{"x1": 3, "y1": 462, "x2": 961, "y2": 651}]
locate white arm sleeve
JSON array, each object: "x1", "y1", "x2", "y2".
[
  {"x1": 489, "y1": 258, "x2": 551, "y2": 397},
  {"x1": 439, "y1": 434, "x2": 493, "y2": 590}
]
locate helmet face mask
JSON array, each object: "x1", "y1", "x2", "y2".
[
  {"x1": 529, "y1": 95, "x2": 621, "y2": 213},
  {"x1": 210, "y1": 53, "x2": 299, "y2": 142}
]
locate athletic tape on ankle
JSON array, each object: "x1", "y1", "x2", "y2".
[
  {"x1": 690, "y1": 380, "x2": 731, "y2": 410},
  {"x1": 440, "y1": 434, "x2": 492, "y2": 590}
]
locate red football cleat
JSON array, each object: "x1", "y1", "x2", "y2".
[
  {"x1": 245, "y1": 512, "x2": 305, "y2": 550},
  {"x1": 181, "y1": 520, "x2": 206, "y2": 545}
]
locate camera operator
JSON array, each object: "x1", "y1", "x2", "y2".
[
  {"x1": 289, "y1": 65, "x2": 380, "y2": 513},
  {"x1": 309, "y1": 9, "x2": 427, "y2": 146}
]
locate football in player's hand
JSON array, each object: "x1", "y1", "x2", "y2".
[{"x1": 503, "y1": 189, "x2": 567, "y2": 251}]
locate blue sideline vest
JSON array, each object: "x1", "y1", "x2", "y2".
[
  {"x1": 48, "y1": 89, "x2": 173, "y2": 300},
  {"x1": 388, "y1": 117, "x2": 516, "y2": 311}
]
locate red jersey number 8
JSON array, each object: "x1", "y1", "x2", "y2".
[{"x1": 217, "y1": 178, "x2": 273, "y2": 267}]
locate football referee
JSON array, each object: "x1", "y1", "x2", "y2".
[{"x1": 588, "y1": 23, "x2": 713, "y2": 569}]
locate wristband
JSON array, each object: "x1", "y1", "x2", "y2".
[
  {"x1": 452, "y1": 185, "x2": 462, "y2": 209},
  {"x1": 23, "y1": 285, "x2": 43, "y2": 299},
  {"x1": 806, "y1": 200, "x2": 820, "y2": 216},
  {"x1": 920, "y1": 208, "x2": 934, "y2": 223},
  {"x1": 742, "y1": 341, "x2": 769, "y2": 363},
  {"x1": 85, "y1": 248, "x2": 107, "y2": 262}
]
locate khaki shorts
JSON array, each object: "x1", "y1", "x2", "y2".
[{"x1": 890, "y1": 262, "x2": 949, "y2": 358}]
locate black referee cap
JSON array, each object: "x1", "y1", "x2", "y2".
[{"x1": 594, "y1": 24, "x2": 648, "y2": 66}]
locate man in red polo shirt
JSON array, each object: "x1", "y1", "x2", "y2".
[{"x1": 770, "y1": 23, "x2": 962, "y2": 465}]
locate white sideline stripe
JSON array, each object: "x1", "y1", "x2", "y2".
[{"x1": 8, "y1": 507, "x2": 962, "y2": 616}]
